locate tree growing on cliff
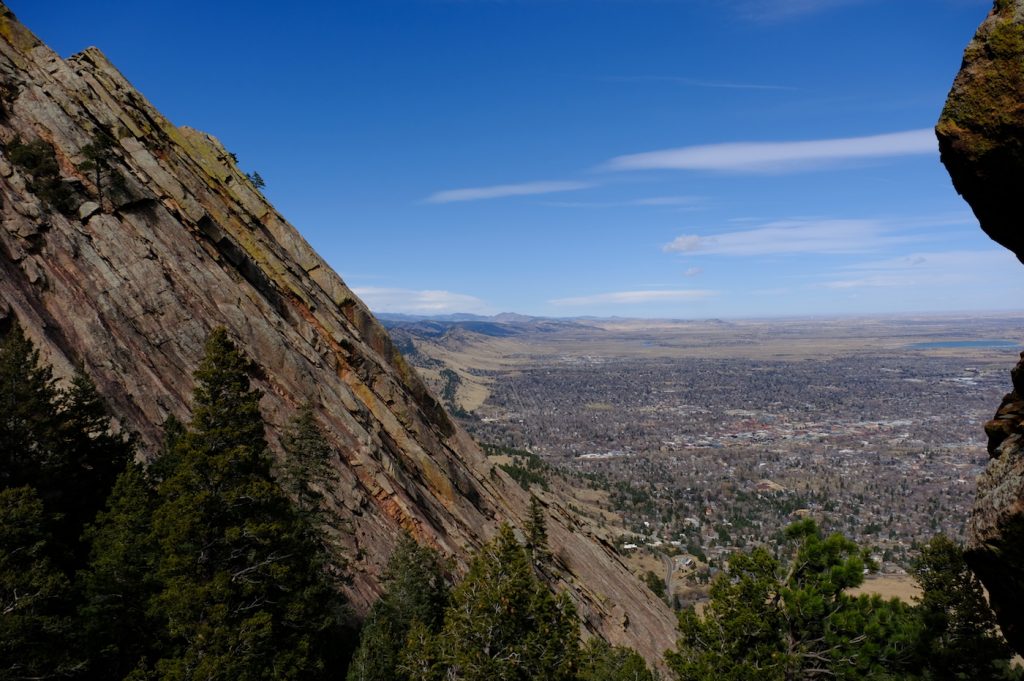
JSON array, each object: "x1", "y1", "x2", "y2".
[
  {"x1": 402, "y1": 524, "x2": 579, "y2": 681},
  {"x1": 80, "y1": 131, "x2": 127, "y2": 203},
  {"x1": 147, "y1": 328, "x2": 348, "y2": 680},
  {"x1": 911, "y1": 534, "x2": 1018, "y2": 680},
  {"x1": 347, "y1": 534, "x2": 449, "y2": 681}
]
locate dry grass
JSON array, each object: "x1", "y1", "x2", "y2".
[{"x1": 849, "y1": 575, "x2": 921, "y2": 603}]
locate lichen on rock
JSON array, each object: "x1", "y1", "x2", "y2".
[
  {"x1": 937, "y1": 0, "x2": 1024, "y2": 263},
  {"x1": 938, "y1": 0, "x2": 1024, "y2": 654}
]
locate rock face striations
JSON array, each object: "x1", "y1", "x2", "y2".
[
  {"x1": 938, "y1": 0, "x2": 1024, "y2": 654},
  {"x1": 0, "y1": 3, "x2": 676, "y2": 661}
]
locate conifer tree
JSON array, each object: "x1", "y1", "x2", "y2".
[
  {"x1": 0, "y1": 322, "x2": 61, "y2": 492},
  {"x1": 912, "y1": 534, "x2": 1017, "y2": 680},
  {"x1": 52, "y1": 369, "x2": 133, "y2": 565},
  {"x1": 78, "y1": 462, "x2": 159, "y2": 680},
  {"x1": 347, "y1": 535, "x2": 449, "y2": 681},
  {"x1": 667, "y1": 520, "x2": 919, "y2": 681},
  {"x1": 577, "y1": 638, "x2": 656, "y2": 681},
  {"x1": 525, "y1": 494, "x2": 549, "y2": 562},
  {"x1": 403, "y1": 524, "x2": 578, "y2": 681},
  {"x1": 0, "y1": 486, "x2": 73, "y2": 680},
  {"x1": 281, "y1": 404, "x2": 335, "y2": 517},
  {"x1": 148, "y1": 328, "x2": 347, "y2": 680},
  {"x1": 0, "y1": 325, "x2": 132, "y2": 565}
]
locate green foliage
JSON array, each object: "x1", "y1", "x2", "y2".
[
  {"x1": 911, "y1": 534, "x2": 1017, "y2": 680},
  {"x1": 526, "y1": 494, "x2": 550, "y2": 560},
  {"x1": 281, "y1": 404, "x2": 337, "y2": 518},
  {"x1": 401, "y1": 524, "x2": 579, "y2": 681},
  {"x1": 642, "y1": 570, "x2": 666, "y2": 600},
  {"x1": 347, "y1": 535, "x2": 449, "y2": 681},
  {"x1": 0, "y1": 486, "x2": 73, "y2": 680},
  {"x1": 667, "y1": 520, "x2": 920, "y2": 681},
  {"x1": 147, "y1": 328, "x2": 349, "y2": 680},
  {"x1": 0, "y1": 325, "x2": 132, "y2": 567},
  {"x1": 246, "y1": 171, "x2": 266, "y2": 189},
  {"x1": 577, "y1": 638, "x2": 656, "y2": 681},
  {"x1": 80, "y1": 131, "x2": 126, "y2": 202},
  {"x1": 6, "y1": 136, "x2": 77, "y2": 214},
  {"x1": 0, "y1": 322, "x2": 61, "y2": 490},
  {"x1": 78, "y1": 463, "x2": 160, "y2": 680},
  {"x1": 483, "y1": 443, "x2": 551, "y2": 491}
]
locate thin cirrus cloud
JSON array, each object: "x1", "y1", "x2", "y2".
[
  {"x1": 550, "y1": 289, "x2": 716, "y2": 306},
  {"x1": 352, "y1": 287, "x2": 489, "y2": 314},
  {"x1": 821, "y1": 250, "x2": 1024, "y2": 289},
  {"x1": 603, "y1": 129, "x2": 936, "y2": 174},
  {"x1": 543, "y1": 195, "x2": 702, "y2": 208},
  {"x1": 426, "y1": 180, "x2": 592, "y2": 204},
  {"x1": 662, "y1": 219, "x2": 905, "y2": 257},
  {"x1": 734, "y1": 0, "x2": 871, "y2": 21},
  {"x1": 606, "y1": 75, "x2": 796, "y2": 91}
]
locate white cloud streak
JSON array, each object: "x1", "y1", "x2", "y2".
[
  {"x1": 549, "y1": 289, "x2": 716, "y2": 306},
  {"x1": 735, "y1": 0, "x2": 870, "y2": 21},
  {"x1": 543, "y1": 195, "x2": 702, "y2": 208},
  {"x1": 608, "y1": 75, "x2": 796, "y2": 91},
  {"x1": 353, "y1": 287, "x2": 489, "y2": 314},
  {"x1": 426, "y1": 180, "x2": 592, "y2": 204},
  {"x1": 662, "y1": 219, "x2": 906, "y2": 256},
  {"x1": 604, "y1": 129, "x2": 936, "y2": 173},
  {"x1": 822, "y1": 250, "x2": 1024, "y2": 290}
]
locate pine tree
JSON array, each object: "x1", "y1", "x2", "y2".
[
  {"x1": 148, "y1": 328, "x2": 348, "y2": 680},
  {"x1": 281, "y1": 405, "x2": 334, "y2": 513},
  {"x1": 666, "y1": 520, "x2": 919, "y2": 681},
  {"x1": 0, "y1": 486, "x2": 73, "y2": 680},
  {"x1": 78, "y1": 463, "x2": 159, "y2": 680},
  {"x1": 0, "y1": 322, "x2": 61, "y2": 492},
  {"x1": 347, "y1": 535, "x2": 449, "y2": 681},
  {"x1": 52, "y1": 369, "x2": 133, "y2": 566},
  {"x1": 912, "y1": 534, "x2": 1017, "y2": 680},
  {"x1": 403, "y1": 524, "x2": 578, "y2": 681},
  {"x1": 525, "y1": 494, "x2": 549, "y2": 561},
  {"x1": 577, "y1": 638, "x2": 655, "y2": 681}
]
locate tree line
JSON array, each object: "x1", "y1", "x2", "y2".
[{"x1": 0, "y1": 322, "x2": 1017, "y2": 680}]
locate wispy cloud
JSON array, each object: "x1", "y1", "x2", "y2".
[
  {"x1": 604, "y1": 129, "x2": 936, "y2": 174},
  {"x1": 426, "y1": 180, "x2": 592, "y2": 204},
  {"x1": 543, "y1": 195, "x2": 702, "y2": 208},
  {"x1": 662, "y1": 219, "x2": 910, "y2": 257},
  {"x1": 821, "y1": 250, "x2": 1022, "y2": 289},
  {"x1": 607, "y1": 75, "x2": 796, "y2": 91},
  {"x1": 733, "y1": 0, "x2": 871, "y2": 22},
  {"x1": 353, "y1": 287, "x2": 489, "y2": 314},
  {"x1": 550, "y1": 289, "x2": 716, "y2": 306},
  {"x1": 683, "y1": 267, "x2": 704, "y2": 277}
]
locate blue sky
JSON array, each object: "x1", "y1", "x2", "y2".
[{"x1": 14, "y1": 0, "x2": 1024, "y2": 318}]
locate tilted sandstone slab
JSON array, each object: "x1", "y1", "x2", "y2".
[
  {"x1": 938, "y1": 0, "x2": 1024, "y2": 653},
  {"x1": 0, "y1": 3, "x2": 677, "y2": 661}
]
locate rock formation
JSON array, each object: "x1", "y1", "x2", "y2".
[
  {"x1": 0, "y1": 3, "x2": 677, "y2": 661},
  {"x1": 938, "y1": 0, "x2": 1024, "y2": 653}
]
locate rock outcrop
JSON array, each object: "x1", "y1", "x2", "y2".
[
  {"x1": 938, "y1": 0, "x2": 1024, "y2": 653},
  {"x1": 0, "y1": 3, "x2": 677, "y2": 662}
]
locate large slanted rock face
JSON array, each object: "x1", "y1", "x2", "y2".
[
  {"x1": 937, "y1": 0, "x2": 1024, "y2": 263},
  {"x1": 0, "y1": 3, "x2": 677, "y2": 662},
  {"x1": 938, "y1": 0, "x2": 1024, "y2": 653}
]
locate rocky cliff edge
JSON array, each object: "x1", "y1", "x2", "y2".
[
  {"x1": 0, "y1": 3, "x2": 677, "y2": 661},
  {"x1": 938, "y1": 0, "x2": 1024, "y2": 653}
]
